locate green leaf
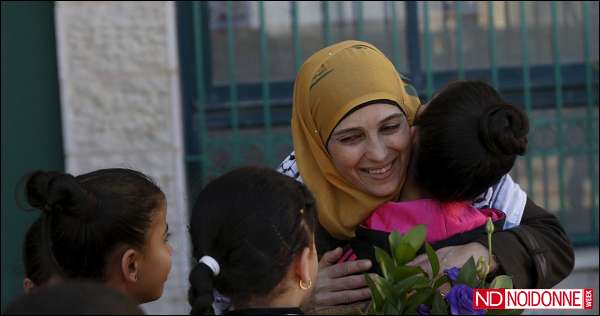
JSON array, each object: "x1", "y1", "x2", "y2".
[
  {"x1": 395, "y1": 300, "x2": 404, "y2": 315},
  {"x1": 490, "y1": 275, "x2": 514, "y2": 289},
  {"x1": 425, "y1": 242, "x2": 439, "y2": 279},
  {"x1": 374, "y1": 246, "x2": 395, "y2": 280},
  {"x1": 401, "y1": 225, "x2": 427, "y2": 251},
  {"x1": 393, "y1": 242, "x2": 417, "y2": 266},
  {"x1": 365, "y1": 273, "x2": 395, "y2": 313},
  {"x1": 404, "y1": 288, "x2": 435, "y2": 314},
  {"x1": 365, "y1": 274, "x2": 384, "y2": 312},
  {"x1": 366, "y1": 301, "x2": 376, "y2": 315},
  {"x1": 456, "y1": 256, "x2": 479, "y2": 287},
  {"x1": 430, "y1": 291, "x2": 449, "y2": 315},
  {"x1": 388, "y1": 231, "x2": 402, "y2": 254},
  {"x1": 432, "y1": 275, "x2": 450, "y2": 290},
  {"x1": 383, "y1": 301, "x2": 400, "y2": 315},
  {"x1": 393, "y1": 274, "x2": 430, "y2": 297},
  {"x1": 390, "y1": 265, "x2": 425, "y2": 282}
]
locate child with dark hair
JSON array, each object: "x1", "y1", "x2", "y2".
[
  {"x1": 21, "y1": 168, "x2": 172, "y2": 304},
  {"x1": 22, "y1": 217, "x2": 61, "y2": 293},
  {"x1": 5, "y1": 280, "x2": 145, "y2": 315},
  {"x1": 342, "y1": 80, "x2": 530, "y2": 269},
  {"x1": 188, "y1": 166, "x2": 318, "y2": 315}
]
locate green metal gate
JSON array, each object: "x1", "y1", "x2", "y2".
[{"x1": 177, "y1": 1, "x2": 599, "y2": 246}]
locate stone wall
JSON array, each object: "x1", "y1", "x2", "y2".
[{"x1": 55, "y1": 2, "x2": 190, "y2": 313}]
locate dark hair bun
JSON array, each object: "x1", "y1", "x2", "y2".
[
  {"x1": 479, "y1": 103, "x2": 529, "y2": 156},
  {"x1": 26, "y1": 171, "x2": 97, "y2": 222}
]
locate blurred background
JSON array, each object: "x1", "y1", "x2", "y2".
[{"x1": 2, "y1": 1, "x2": 598, "y2": 314}]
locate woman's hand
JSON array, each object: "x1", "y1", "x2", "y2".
[
  {"x1": 407, "y1": 242, "x2": 497, "y2": 278},
  {"x1": 302, "y1": 247, "x2": 373, "y2": 312}
]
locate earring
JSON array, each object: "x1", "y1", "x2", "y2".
[{"x1": 299, "y1": 279, "x2": 312, "y2": 290}]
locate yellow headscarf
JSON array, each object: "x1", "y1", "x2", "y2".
[{"x1": 291, "y1": 40, "x2": 421, "y2": 239}]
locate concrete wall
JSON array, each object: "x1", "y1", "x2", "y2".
[{"x1": 55, "y1": 2, "x2": 189, "y2": 313}]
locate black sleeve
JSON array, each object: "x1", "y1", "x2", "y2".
[
  {"x1": 315, "y1": 221, "x2": 347, "y2": 258},
  {"x1": 473, "y1": 198, "x2": 575, "y2": 289}
]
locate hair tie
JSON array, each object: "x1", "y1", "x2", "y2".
[{"x1": 199, "y1": 256, "x2": 220, "y2": 276}]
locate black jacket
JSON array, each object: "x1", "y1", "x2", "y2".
[{"x1": 315, "y1": 198, "x2": 575, "y2": 289}]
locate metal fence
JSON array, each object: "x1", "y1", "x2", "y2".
[{"x1": 178, "y1": 1, "x2": 599, "y2": 246}]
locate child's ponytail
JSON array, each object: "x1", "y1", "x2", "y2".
[{"x1": 188, "y1": 258, "x2": 218, "y2": 315}]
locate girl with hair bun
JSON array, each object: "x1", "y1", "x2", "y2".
[
  {"x1": 188, "y1": 166, "x2": 318, "y2": 315},
  {"x1": 341, "y1": 81, "x2": 537, "y2": 274},
  {"x1": 23, "y1": 168, "x2": 172, "y2": 304}
]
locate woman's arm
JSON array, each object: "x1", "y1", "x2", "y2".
[
  {"x1": 474, "y1": 198, "x2": 575, "y2": 289},
  {"x1": 409, "y1": 198, "x2": 574, "y2": 289}
]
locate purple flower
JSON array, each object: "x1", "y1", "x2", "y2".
[
  {"x1": 416, "y1": 304, "x2": 431, "y2": 315},
  {"x1": 445, "y1": 284, "x2": 485, "y2": 315},
  {"x1": 444, "y1": 267, "x2": 461, "y2": 282}
]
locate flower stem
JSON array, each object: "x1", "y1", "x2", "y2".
[{"x1": 486, "y1": 217, "x2": 494, "y2": 273}]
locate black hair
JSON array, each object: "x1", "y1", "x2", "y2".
[
  {"x1": 188, "y1": 166, "x2": 317, "y2": 314},
  {"x1": 4, "y1": 280, "x2": 144, "y2": 315},
  {"x1": 413, "y1": 80, "x2": 529, "y2": 202},
  {"x1": 23, "y1": 217, "x2": 58, "y2": 286},
  {"x1": 23, "y1": 168, "x2": 165, "y2": 280}
]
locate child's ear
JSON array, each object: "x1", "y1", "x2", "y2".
[
  {"x1": 410, "y1": 126, "x2": 418, "y2": 146},
  {"x1": 295, "y1": 246, "x2": 315, "y2": 290},
  {"x1": 120, "y1": 249, "x2": 140, "y2": 283},
  {"x1": 23, "y1": 278, "x2": 35, "y2": 293}
]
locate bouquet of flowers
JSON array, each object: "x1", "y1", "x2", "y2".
[{"x1": 365, "y1": 218, "x2": 522, "y2": 315}]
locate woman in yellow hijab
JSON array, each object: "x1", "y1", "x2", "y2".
[
  {"x1": 290, "y1": 40, "x2": 420, "y2": 240},
  {"x1": 279, "y1": 41, "x2": 421, "y2": 313}
]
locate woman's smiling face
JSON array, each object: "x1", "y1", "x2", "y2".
[{"x1": 326, "y1": 103, "x2": 412, "y2": 197}]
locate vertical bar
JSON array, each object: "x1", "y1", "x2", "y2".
[
  {"x1": 226, "y1": 1, "x2": 240, "y2": 166},
  {"x1": 582, "y1": 1, "x2": 598, "y2": 241},
  {"x1": 519, "y1": 1, "x2": 534, "y2": 200},
  {"x1": 336, "y1": 1, "x2": 344, "y2": 40},
  {"x1": 406, "y1": 1, "x2": 422, "y2": 84},
  {"x1": 550, "y1": 2, "x2": 565, "y2": 225},
  {"x1": 192, "y1": 1, "x2": 208, "y2": 184},
  {"x1": 259, "y1": 1, "x2": 273, "y2": 167},
  {"x1": 455, "y1": 1, "x2": 465, "y2": 79},
  {"x1": 322, "y1": 1, "x2": 332, "y2": 46},
  {"x1": 389, "y1": 1, "x2": 401, "y2": 69},
  {"x1": 291, "y1": 1, "x2": 301, "y2": 72},
  {"x1": 423, "y1": 1, "x2": 433, "y2": 99},
  {"x1": 354, "y1": 1, "x2": 364, "y2": 40},
  {"x1": 488, "y1": 1, "x2": 498, "y2": 89},
  {"x1": 543, "y1": 154, "x2": 549, "y2": 210}
]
